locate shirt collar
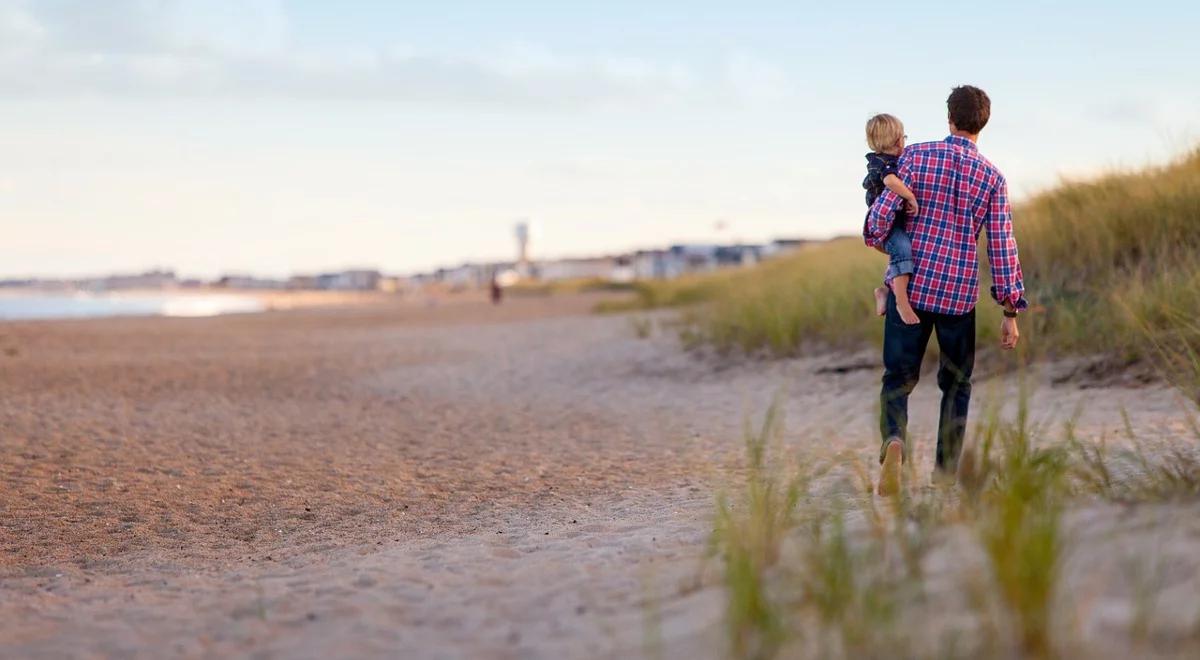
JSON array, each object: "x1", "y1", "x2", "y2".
[{"x1": 945, "y1": 134, "x2": 978, "y2": 151}]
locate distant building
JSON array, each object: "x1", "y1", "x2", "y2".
[
  {"x1": 536, "y1": 257, "x2": 621, "y2": 282},
  {"x1": 401, "y1": 234, "x2": 821, "y2": 291},
  {"x1": 286, "y1": 275, "x2": 318, "y2": 290},
  {"x1": 669, "y1": 244, "x2": 721, "y2": 273},
  {"x1": 714, "y1": 244, "x2": 764, "y2": 267},
  {"x1": 215, "y1": 274, "x2": 286, "y2": 290},
  {"x1": 83, "y1": 269, "x2": 178, "y2": 291},
  {"x1": 763, "y1": 238, "x2": 808, "y2": 257},
  {"x1": 435, "y1": 264, "x2": 489, "y2": 290},
  {"x1": 632, "y1": 249, "x2": 691, "y2": 280},
  {"x1": 312, "y1": 269, "x2": 382, "y2": 291},
  {"x1": 0, "y1": 279, "x2": 37, "y2": 289}
]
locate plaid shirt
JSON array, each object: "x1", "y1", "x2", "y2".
[{"x1": 864, "y1": 135, "x2": 1028, "y2": 316}]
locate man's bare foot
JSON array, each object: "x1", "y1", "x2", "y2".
[
  {"x1": 874, "y1": 287, "x2": 888, "y2": 316},
  {"x1": 877, "y1": 438, "x2": 903, "y2": 496},
  {"x1": 896, "y1": 303, "x2": 921, "y2": 325}
]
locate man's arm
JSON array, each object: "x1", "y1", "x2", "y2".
[
  {"x1": 984, "y1": 177, "x2": 1028, "y2": 311},
  {"x1": 864, "y1": 191, "x2": 902, "y2": 247},
  {"x1": 864, "y1": 157, "x2": 912, "y2": 248},
  {"x1": 985, "y1": 177, "x2": 1028, "y2": 350}
]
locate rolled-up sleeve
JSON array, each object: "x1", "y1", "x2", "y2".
[
  {"x1": 985, "y1": 177, "x2": 1029, "y2": 310},
  {"x1": 863, "y1": 157, "x2": 908, "y2": 247}
]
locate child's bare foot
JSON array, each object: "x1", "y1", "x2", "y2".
[
  {"x1": 896, "y1": 302, "x2": 921, "y2": 325},
  {"x1": 874, "y1": 287, "x2": 887, "y2": 316}
]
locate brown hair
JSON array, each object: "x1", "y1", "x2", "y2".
[
  {"x1": 865, "y1": 113, "x2": 904, "y2": 153},
  {"x1": 947, "y1": 85, "x2": 990, "y2": 134}
]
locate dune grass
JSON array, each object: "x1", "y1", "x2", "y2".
[
  {"x1": 709, "y1": 395, "x2": 1200, "y2": 659},
  {"x1": 593, "y1": 273, "x2": 732, "y2": 313},
  {"x1": 710, "y1": 402, "x2": 805, "y2": 658},
  {"x1": 506, "y1": 276, "x2": 636, "y2": 297},
  {"x1": 611, "y1": 148, "x2": 1200, "y2": 366},
  {"x1": 695, "y1": 151, "x2": 1200, "y2": 657},
  {"x1": 971, "y1": 405, "x2": 1069, "y2": 655}
]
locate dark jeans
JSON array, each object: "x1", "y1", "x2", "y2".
[{"x1": 879, "y1": 292, "x2": 976, "y2": 473}]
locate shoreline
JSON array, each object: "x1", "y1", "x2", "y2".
[{"x1": 0, "y1": 288, "x2": 484, "y2": 323}]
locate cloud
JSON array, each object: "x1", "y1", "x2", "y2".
[
  {"x1": 0, "y1": 1, "x2": 42, "y2": 44},
  {"x1": 721, "y1": 52, "x2": 792, "y2": 104},
  {"x1": 26, "y1": 0, "x2": 288, "y2": 55},
  {"x1": 1088, "y1": 97, "x2": 1159, "y2": 126},
  {"x1": 0, "y1": 0, "x2": 789, "y2": 109}
]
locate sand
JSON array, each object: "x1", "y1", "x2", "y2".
[{"x1": 1, "y1": 293, "x2": 1197, "y2": 658}]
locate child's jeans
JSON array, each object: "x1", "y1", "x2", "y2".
[{"x1": 884, "y1": 226, "x2": 915, "y2": 283}]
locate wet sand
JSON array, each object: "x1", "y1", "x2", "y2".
[{"x1": 1, "y1": 293, "x2": 1196, "y2": 658}]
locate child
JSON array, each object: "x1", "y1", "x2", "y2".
[{"x1": 863, "y1": 113, "x2": 920, "y2": 325}]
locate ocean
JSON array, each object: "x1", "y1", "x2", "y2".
[{"x1": 0, "y1": 292, "x2": 265, "y2": 321}]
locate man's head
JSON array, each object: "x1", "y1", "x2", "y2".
[{"x1": 947, "y1": 85, "x2": 990, "y2": 137}]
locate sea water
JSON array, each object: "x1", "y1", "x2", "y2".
[{"x1": 0, "y1": 292, "x2": 265, "y2": 321}]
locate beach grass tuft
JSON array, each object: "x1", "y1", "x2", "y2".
[
  {"x1": 629, "y1": 316, "x2": 654, "y2": 339},
  {"x1": 972, "y1": 404, "x2": 1069, "y2": 657},
  {"x1": 710, "y1": 401, "x2": 801, "y2": 658},
  {"x1": 711, "y1": 386, "x2": 1200, "y2": 659}
]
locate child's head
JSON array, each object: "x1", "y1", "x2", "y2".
[{"x1": 866, "y1": 114, "x2": 906, "y2": 155}]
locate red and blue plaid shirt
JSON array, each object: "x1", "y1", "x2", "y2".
[{"x1": 864, "y1": 135, "x2": 1028, "y2": 316}]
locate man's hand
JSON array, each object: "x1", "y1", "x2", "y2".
[
  {"x1": 904, "y1": 197, "x2": 919, "y2": 216},
  {"x1": 1000, "y1": 316, "x2": 1019, "y2": 350}
]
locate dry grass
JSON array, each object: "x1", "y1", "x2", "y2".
[
  {"x1": 507, "y1": 277, "x2": 635, "y2": 297},
  {"x1": 710, "y1": 391, "x2": 1200, "y2": 659},
  {"x1": 612, "y1": 148, "x2": 1200, "y2": 369},
  {"x1": 710, "y1": 402, "x2": 804, "y2": 658}
]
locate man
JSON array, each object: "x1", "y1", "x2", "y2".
[{"x1": 864, "y1": 85, "x2": 1027, "y2": 496}]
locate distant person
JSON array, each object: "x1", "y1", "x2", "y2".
[
  {"x1": 862, "y1": 113, "x2": 921, "y2": 325},
  {"x1": 490, "y1": 276, "x2": 503, "y2": 305},
  {"x1": 864, "y1": 85, "x2": 1027, "y2": 495}
]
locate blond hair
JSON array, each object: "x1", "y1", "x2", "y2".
[{"x1": 865, "y1": 113, "x2": 905, "y2": 153}]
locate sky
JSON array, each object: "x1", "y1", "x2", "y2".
[{"x1": 1, "y1": 0, "x2": 1198, "y2": 279}]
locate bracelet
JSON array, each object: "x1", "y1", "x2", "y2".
[{"x1": 1003, "y1": 309, "x2": 1018, "y2": 318}]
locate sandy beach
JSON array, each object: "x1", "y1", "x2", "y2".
[{"x1": 2, "y1": 294, "x2": 1198, "y2": 658}]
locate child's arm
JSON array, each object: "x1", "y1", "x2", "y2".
[{"x1": 883, "y1": 174, "x2": 919, "y2": 215}]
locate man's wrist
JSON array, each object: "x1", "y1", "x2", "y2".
[{"x1": 1002, "y1": 308, "x2": 1018, "y2": 318}]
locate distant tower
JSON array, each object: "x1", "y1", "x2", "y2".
[{"x1": 515, "y1": 221, "x2": 531, "y2": 277}]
